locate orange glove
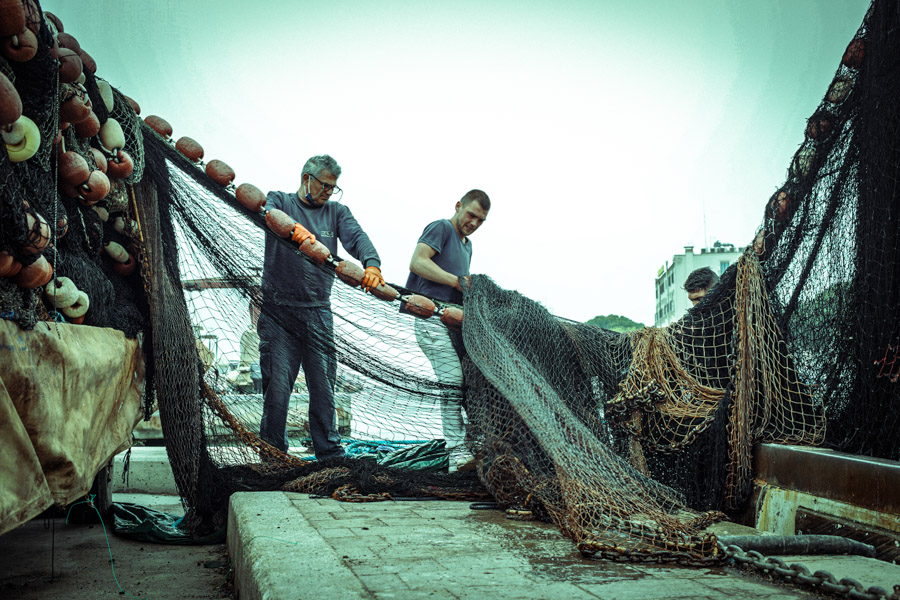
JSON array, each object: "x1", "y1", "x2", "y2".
[
  {"x1": 291, "y1": 223, "x2": 315, "y2": 245},
  {"x1": 362, "y1": 265, "x2": 385, "y2": 291}
]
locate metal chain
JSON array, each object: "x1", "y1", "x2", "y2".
[{"x1": 723, "y1": 543, "x2": 899, "y2": 600}]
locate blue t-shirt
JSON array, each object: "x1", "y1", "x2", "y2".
[{"x1": 405, "y1": 219, "x2": 472, "y2": 304}]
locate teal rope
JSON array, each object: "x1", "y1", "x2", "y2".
[{"x1": 65, "y1": 495, "x2": 152, "y2": 600}]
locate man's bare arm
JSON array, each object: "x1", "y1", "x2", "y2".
[{"x1": 409, "y1": 242, "x2": 461, "y2": 291}]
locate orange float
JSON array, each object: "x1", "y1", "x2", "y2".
[
  {"x1": 106, "y1": 149, "x2": 133, "y2": 179},
  {"x1": 404, "y1": 294, "x2": 436, "y2": 318},
  {"x1": 90, "y1": 147, "x2": 107, "y2": 172},
  {"x1": 144, "y1": 115, "x2": 172, "y2": 137},
  {"x1": 58, "y1": 150, "x2": 90, "y2": 187},
  {"x1": 264, "y1": 209, "x2": 295, "y2": 238},
  {"x1": 440, "y1": 307, "x2": 464, "y2": 330},
  {"x1": 78, "y1": 49, "x2": 96, "y2": 73},
  {"x1": 0, "y1": 71, "x2": 22, "y2": 126},
  {"x1": 12, "y1": 255, "x2": 52, "y2": 288},
  {"x1": 369, "y1": 282, "x2": 400, "y2": 302},
  {"x1": 335, "y1": 261, "x2": 364, "y2": 286},
  {"x1": 0, "y1": 250, "x2": 21, "y2": 277},
  {"x1": 1, "y1": 28, "x2": 37, "y2": 62},
  {"x1": 52, "y1": 46, "x2": 82, "y2": 83},
  {"x1": 59, "y1": 91, "x2": 92, "y2": 124},
  {"x1": 842, "y1": 38, "x2": 866, "y2": 70},
  {"x1": 299, "y1": 239, "x2": 331, "y2": 264},
  {"x1": 205, "y1": 159, "x2": 235, "y2": 186},
  {"x1": 72, "y1": 110, "x2": 100, "y2": 138},
  {"x1": 175, "y1": 136, "x2": 204, "y2": 162},
  {"x1": 56, "y1": 32, "x2": 80, "y2": 53},
  {"x1": 235, "y1": 183, "x2": 266, "y2": 212},
  {"x1": 805, "y1": 113, "x2": 833, "y2": 140},
  {"x1": 0, "y1": 0, "x2": 26, "y2": 37},
  {"x1": 43, "y1": 11, "x2": 63, "y2": 34},
  {"x1": 111, "y1": 253, "x2": 137, "y2": 276},
  {"x1": 78, "y1": 170, "x2": 111, "y2": 205},
  {"x1": 772, "y1": 191, "x2": 790, "y2": 220},
  {"x1": 124, "y1": 95, "x2": 140, "y2": 115}
]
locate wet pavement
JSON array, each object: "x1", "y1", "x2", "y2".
[{"x1": 227, "y1": 492, "x2": 829, "y2": 600}]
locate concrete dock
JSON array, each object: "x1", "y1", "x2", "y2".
[
  {"x1": 224, "y1": 491, "x2": 899, "y2": 600},
  {"x1": 110, "y1": 447, "x2": 900, "y2": 600}
]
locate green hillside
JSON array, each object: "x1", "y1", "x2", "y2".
[{"x1": 585, "y1": 314, "x2": 646, "y2": 332}]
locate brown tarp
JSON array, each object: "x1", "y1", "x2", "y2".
[{"x1": 0, "y1": 319, "x2": 144, "y2": 536}]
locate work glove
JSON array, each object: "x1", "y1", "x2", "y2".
[
  {"x1": 291, "y1": 223, "x2": 316, "y2": 246},
  {"x1": 362, "y1": 265, "x2": 385, "y2": 292}
]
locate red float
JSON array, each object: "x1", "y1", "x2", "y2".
[
  {"x1": 58, "y1": 150, "x2": 90, "y2": 186},
  {"x1": 12, "y1": 254, "x2": 52, "y2": 288},
  {"x1": 90, "y1": 147, "x2": 107, "y2": 172},
  {"x1": 1, "y1": 27, "x2": 37, "y2": 62},
  {"x1": 0, "y1": 0, "x2": 26, "y2": 37},
  {"x1": 78, "y1": 170, "x2": 110, "y2": 205},
  {"x1": 335, "y1": 261, "x2": 365, "y2": 286},
  {"x1": 0, "y1": 71, "x2": 22, "y2": 126},
  {"x1": 72, "y1": 110, "x2": 100, "y2": 138},
  {"x1": 369, "y1": 283, "x2": 400, "y2": 302},
  {"x1": 441, "y1": 307, "x2": 464, "y2": 330},
  {"x1": 235, "y1": 183, "x2": 266, "y2": 212},
  {"x1": 111, "y1": 253, "x2": 137, "y2": 276},
  {"x1": 0, "y1": 250, "x2": 21, "y2": 277},
  {"x1": 300, "y1": 239, "x2": 331, "y2": 264},
  {"x1": 144, "y1": 115, "x2": 172, "y2": 137},
  {"x1": 265, "y1": 209, "x2": 295, "y2": 238},
  {"x1": 106, "y1": 149, "x2": 133, "y2": 179},
  {"x1": 842, "y1": 38, "x2": 866, "y2": 70},
  {"x1": 175, "y1": 136, "x2": 204, "y2": 161},
  {"x1": 52, "y1": 47, "x2": 82, "y2": 83},
  {"x1": 405, "y1": 295, "x2": 436, "y2": 318},
  {"x1": 205, "y1": 159, "x2": 235, "y2": 186},
  {"x1": 56, "y1": 32, "x2": 80, "y2": 53}
]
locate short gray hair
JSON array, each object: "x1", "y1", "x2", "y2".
[{"x1": 301, "y1": 155, "x2": 342, "y2": 178}]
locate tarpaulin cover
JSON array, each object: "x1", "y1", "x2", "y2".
[
  {"x1": 0, "y1": 319, "x2": 144, "y2": 536},
  {"x1": 112, "y1": 502, "x2": 225, "y2": 544}
]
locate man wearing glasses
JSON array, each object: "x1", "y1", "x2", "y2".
[
  {"x1": 406, "y1": 190, "x2": 491, "y2": 472},
  {"x1": 258, "y1": 154, "x2": 384, "y2": 460}
]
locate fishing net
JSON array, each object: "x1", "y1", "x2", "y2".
[{"x1": 2, "y1": 0, "x2": 897, "y2": 563}]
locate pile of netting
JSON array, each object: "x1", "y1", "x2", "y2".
[
  {"x1": 135, "y1": 0, "x2": 897, "y2": 562},
  {"x1": 3, "y1": 0, "x2": 897, "y2": 565}
]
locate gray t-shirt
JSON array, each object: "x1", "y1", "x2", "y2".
[
  {"x1": 261, "y1": 191, "x2": 380, "y2": 307},
  {"x1": 405, "y1": 219, "x2": 472, "y2": 304}
]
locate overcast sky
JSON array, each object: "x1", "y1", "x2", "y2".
[{"x1": 51, "y1": 0, "x2": 870, "y2": 324}]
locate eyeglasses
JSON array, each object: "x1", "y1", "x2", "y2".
[{"x1": 309, "y1": 174, "x2": 342, "y2": 197}]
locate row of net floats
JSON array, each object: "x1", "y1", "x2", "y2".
[{"x1": 140, "y1": 113, "x2": 465, "y2": 331}]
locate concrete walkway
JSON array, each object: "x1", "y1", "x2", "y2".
[
  {"x1": 114, "y1": 447, "x2": 899, "y2": 599},
  {"x1": 227, "y1": 492, "x2": 825, "y2": 600}
]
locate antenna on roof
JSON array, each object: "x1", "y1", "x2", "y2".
[{"x1": 702, "y1": 195, "x2": 708, "y2": 251}]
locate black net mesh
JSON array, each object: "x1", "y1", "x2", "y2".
[{"x1": 1, "y1": 0, "x2": 897, "y2": 564}]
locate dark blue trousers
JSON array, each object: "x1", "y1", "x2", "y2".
[{"x1": 258, "y1": 306, "x2": 344, "y2": 459}]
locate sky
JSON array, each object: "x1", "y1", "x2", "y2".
[{"x1": 50, "y1": 0, "x2": 871, "y2": 324}]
